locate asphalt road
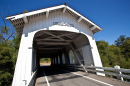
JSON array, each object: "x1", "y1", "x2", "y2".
[{"x1": 35, "y1": 66, "x2": 130, "y2": 86}]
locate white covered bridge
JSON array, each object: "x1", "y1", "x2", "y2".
[{"x1": 6, "y1": 4, "x2": 130, "y2": 86}]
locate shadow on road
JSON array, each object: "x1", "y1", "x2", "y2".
[{"x1": 35, "y1": 65, "x2": 84, "y2": 86}]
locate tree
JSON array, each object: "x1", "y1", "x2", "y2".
[
  {"x1": 97, "y1": 35, "x2": 130, "y2": 69},
  {"x1": 0, "y1": 7, "x2": 15, "y2": 86},
  {"x1": 115, "y1": 35, "x2": 130, "y2": 61},
  {"x1": 121, "y1": 37, "x2": 130, "y2": 60},
  {"x1": 108, "y1": 45, "x2": 121, "y2": 66},
  {"x1": 0, "y1": 25, "x2": 13, "y2": 43},
  {"x1": 97, "y1": 40, "x2": 122, "y2": 67},
  {"x1": 0, "y1": 8, "x2": 14, "y2": 43},
  {"x1": 96, "y1": 40, "x2": 110, "y2": 67},
  {"x1": 115, "y1": 35, "x2": 126, "y2": 46},
  {"x1": 0, "y1": 44, "x2": 14, "y2": 86},
  {"x1": 11, "y1": 33, "x2": 21, "y2": 64},
  {"x1": 23, "y1": 10, "x2": 28, "y2": 13}
]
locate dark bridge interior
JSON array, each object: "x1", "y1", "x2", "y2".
[
  {"x1": 32, "y1": 30, "x2": 90, "y2": 66},
  {"x1": 31, "y1": 30, "x2": 91, "y2": 86}
]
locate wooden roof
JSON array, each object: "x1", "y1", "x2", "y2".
[{"x1": 6, "y1": 4, "x2": 103, "y2": 35}]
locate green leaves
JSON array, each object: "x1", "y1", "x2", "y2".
[
  {"x1": 0, "y1": 72, "x2": 13, "y2": 86},
  {"x1": 97, "y1": 35, "x2": 130, "y2": 69},
  {"x1": 0, "y1": 31, "x2": 21, "y2": 86},
  {"x1": 40, "y1": 58, "x2": 51, "y2": 63},
  {"x1": 0, "y1": 44, "x2": 14, "y2": 86}
]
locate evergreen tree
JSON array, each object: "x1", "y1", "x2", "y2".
[
  {"x1": 0, "y1": 44, "x2": 13, "y2": 86},
  {"x1": 115, "y1": 35, "x2": 126, "y2": 46}
]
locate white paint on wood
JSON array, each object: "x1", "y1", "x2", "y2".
[
  {"x1": 90, "y1": 26, "x2": 96, "y2": 31},
  {"x1": 23, "y1": 14, "x2": 28, "y2": 23},
  {"x1": 63, "y1": 6, "x2": 67, "y2": 13},
  {"x1": 6, "y1": 5, "x2": 65, "y2": 20},
  {"x1": 11, "y1": 8, "x2": 104, "y2": 86},
  {"x1": 46, "y1": 11, "x2": 49, "y2": 18},
  {"x1": 6, "y1": 5, "x2": 102, "y2": 31},
  {"x1": 114, "y1": 65, "x2": 124, "y2": 81},
  {"x1": 84, "y1": 35, "x2": 105, "y2": 76},
  {"x1": 82, "y1": 45, "x2": 93, "y2": 66},
  {"x1": 78, "y1": 17, "x2": 82, "y2": 23}
]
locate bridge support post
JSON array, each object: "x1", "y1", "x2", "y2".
[
  {"x1": 56, "y1": 56, "x2": 58, "y2": 65},
  {"x1": 69, "y1": 50, "x2": 74, "y2": 64},
  {"x1": 58, "y1": 56, "x2": 60, "y2": 64},
  {"x1": 51, "y1": 58, "x2": 53, "y2": 65},
  {"x1": 74, "y1": 54, "x2": 79, "y2": 65},
  {"x1": 55, "y1": 57, "x2": 57, "y2": 64},
  {"x1": 59, "y1": 52, "x2": 62, "y2": 64},
  {"x1": 53, "y1": 58, "x2": 54, "y2": 64},
  {"x1": 83, "y1": 35, "x2": 105, "y2": 76},
  {"x1": 12, "y1": 34, "x2": 27, "y2": 86},
  {"x1": 12, "y1": 31, "x2": 37, "y2": 86},
  {"x1": 32, "y1": 49, "x2": 37, "y2": 72},
  {"x1": 62, "y1": 48, "x2": 70, "y2": 64},
  {"x1": 82, "y1": 45, "x2": 93, "y2": 66},
  {"x1": 114, "y1": 65, "x2": 124, "y2": 81},
  {"x1": 24, "y1": 32, "x2": 37, "y2": 85},
  {"x1": 53, "y1": 58, "x2": 55, "y2": 65}
]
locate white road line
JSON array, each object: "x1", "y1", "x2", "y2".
[
  {"x1": 42, "y1": 68, "x2": 50, "y2": 86},
  {"x1": 58, "y1": 68, "x2": 114, "y2": 86}
]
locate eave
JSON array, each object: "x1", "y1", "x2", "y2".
[{"x1": 6, "y1": 4, "x2": 103, "y2": 35}]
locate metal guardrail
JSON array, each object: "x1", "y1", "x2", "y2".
[
  {"x1": 57, "y1": 64, "x2": 130, "y2": 81},
  {"x1": 86, "y1": 66, "x2": 130, "y2": 81}
]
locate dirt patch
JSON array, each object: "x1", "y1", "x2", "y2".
[{"x1": 40, "y1": 62, "x2": 51, "y2": 66}]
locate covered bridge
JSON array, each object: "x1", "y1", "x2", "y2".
[{"x1": 6, "y1": 4, "x2": 104, "y2": 86}]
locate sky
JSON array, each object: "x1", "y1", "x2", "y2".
[{"x1": 0, "y1": 0, "x2": 130, "y2": 45}]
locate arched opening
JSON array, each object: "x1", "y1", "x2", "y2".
[
  {"x1": 32, "y1": 30, "x2": 92, "y2": 72},
  {"x1": 40, "y1": 58, "x2": 51, "y2": 66}
]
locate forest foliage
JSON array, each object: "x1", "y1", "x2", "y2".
[
  {"x1": 96, "y1": 35, "x2": 130, "y2": 68},
  {"x1": 40, "y1": 58, "x2": 51, "y2": 63},
  {"x1": 0, "y1": 30, "x2": 21, "y2": 86}
]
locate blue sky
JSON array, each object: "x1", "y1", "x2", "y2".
[{"x1": 0, "y1": 0, "x2": 130, "y2": 45}]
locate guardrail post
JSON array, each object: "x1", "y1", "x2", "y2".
[
  {"x1": 23, "y1": 80, "x2": 27, "y2": 85},
  {"x1": 114, "y1": 65, "x2": 124, "y2": 81}
]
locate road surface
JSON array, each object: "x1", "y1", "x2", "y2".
[{"x1": 35, "y1": 66, "x2": 130, "y2": 86}]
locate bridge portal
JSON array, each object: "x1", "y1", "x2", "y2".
[{"x1": 6, "y1": 4, "x2": 104, "y2": 86}]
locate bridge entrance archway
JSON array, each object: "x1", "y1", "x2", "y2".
[{"x1": 32, "y1": 30, "x2": 90, "y2": 67}]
